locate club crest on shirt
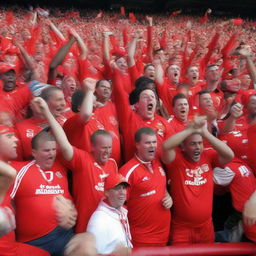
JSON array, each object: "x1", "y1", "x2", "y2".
[
  {"x1": 155, "y1": 122, "x2": 164, "y2": 137},
  {"x1": 185, "y1": 164, "x2": 209, "y2": 186},
  {"x1": 55, "y1": 171, "x2": 63, "y2": 179},
  {"x1": 26, "y1": 129, "x2": 34, "y2": 138}
]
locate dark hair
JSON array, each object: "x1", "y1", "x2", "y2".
[
  {"x1": 135, "y1": 127, "x2": 156, "y2": 143},
  {"x1": 40, "y1": 86, "x2": 62, "y2": 101},
  {"x1": 95, "y1": 79, "x2": 112, "y2": 89},
  {"x1": 172, "y1": 93, "x2": 188, "y2": 107},
  {"x1": 129, "y1": 86, "x2": 158, "y2": 105},
  {"x1": 71, "y1": 90, "x2": 85, "y2": 113},
  {"x1": 31, "y1": 130, "x2": 56, "y2": 150},
  {"x1": 197, "y1": 89, "x2": 211, "y2": 96},
  {"x1": 90, "y1": 130, "x2": 112, "y2": 145},
  {"x1": 144, "y1": 64, "x2": 154, "y2": 73}
]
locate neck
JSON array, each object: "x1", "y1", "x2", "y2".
[
  {"x1": 206, "y1": 80, "x2": 218, "y2": 91},
  {"x1": 135, "y1": 153, "x2": 151, "y2": 164}
]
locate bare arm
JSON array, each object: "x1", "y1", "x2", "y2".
[
  {"x1": 48, "y1": 36, "x2": 76, "y2": 80},
  {"x1": 0, "y1": 161, "x2": 16, "y2": 204},
  {"x1": 15, "y1": 41, "x2": 40, "y2": 81},
  {"x1": 79, "y1": 78, "x2": 97, "y2": 123},
  {"x1": 238, "y1": 48, "x2": 256, "y2": 87},
  {"x1": 154, "y1": 59, "x2": 164, "y2": 85},
  {"x1": 127, "y1": 30, "x2": 142, "y2": 68},
  {"x1": 243, "y1": 191, "x2": 256, "y2": 226},
  {"x1": 32, "y1": 98, "x2": 74, "y2": 161},
  {"x1": 161, "y1": 125, "x2": 196, "y2": 164},
  {"x1": 69, "y1": 28, "x2": 88, "y2": 60},
  {"x1": 202, "y1": 124, "x2": 234, "y2": 165},
  {"x1": 47, "y1": 19, "x2": 65, "y2": 41},
  {"x1": 219, "y1": 103, "x2": 243, "y2": 135},
  {"x1": 102, "y1": 32, "x2": 111, "y2": 62}
]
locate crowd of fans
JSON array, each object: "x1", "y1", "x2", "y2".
[{"x1": 0, "y1": 5, "x2": 256, "y2": 256}]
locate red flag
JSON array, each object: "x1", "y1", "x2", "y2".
[
  {"x1": 129, "y1": 13, "x2": 136, "y2": 24},
  {"x1": 120, "y1": 6, "x2": 125, "y2": 16}
]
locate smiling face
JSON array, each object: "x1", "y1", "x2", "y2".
[
  {"x1": 32, "y1": 140, "x2": 56, "y2": 170},
  {"x1": 46, "y1": 90, "x2": 66, "y2": 117},
  {"x1": 247, "y1": 95, "x2": 256, "y2": 117},
  {"x1": 182, "y1": 134, "x2": 203, "y2": 162},
  {"x1": 136, "y1": 133, "x2": 157, "y2": 162},
  {"x1": 135, "y1": 89, "x2": 157, "y2": 120},
  {"x1": 115, "y1": 57, "x2": 127, "y2": 72},
  {"x1": 105, "y1": 184, "x2": 127, "y2": 210}
]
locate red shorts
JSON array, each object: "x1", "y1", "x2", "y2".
[
  {"x1": 170, "y1": 218, "x2": 214, "y2": 245},
  {"x1": 0, "y1": 241, "x2": 50, "y2": 256}
]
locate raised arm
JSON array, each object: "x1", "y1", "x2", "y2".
[
  {"x1": 127, "y1": 30, "x2": 143, "y2": 68},
  {"x1": 201, "y1": 121, "x2": 234, "y2": 165},
  {"x1": 161, "y1": 125, "x2": 197, "y2": 164},
  {"x1": 79, "y1": 78, "x2": 97, "y2": 123},
  {"x1": 69, "y1": 27, "x2": 88, "y2": 60},
  {"x1": 32, "y1": 97, "x2": 73, "y2": 161},
  {"x1": 238, "y1": 47, "x2": 256, "y2": 87},
  {"x1": 103, "y1": 31, "x2": 112, "y2": 62},
  {"x1": 219, "y1": 103, "x2": 243, "y2": 135},
  {"x1": 48, "y1": 36, "x2": 76, "y2": 81}
]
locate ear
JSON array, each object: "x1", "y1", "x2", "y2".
[
  {"x1": 31, "y1": 149, "x2": 36, "y2": 159},
  {"x1": 134, "y1": 103, "x2": 139, "y2": 112}
]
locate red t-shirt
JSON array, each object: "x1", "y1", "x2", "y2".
[
  {"x1": 15, "y1": 117, "x2": 49, "y2": 160},
  {"x1": 218, "y1": 116, "x2": 249, "y2": 162},
  {"x1": 166, "y1": 148, "x2": 218, "y2": 226},
  {"x1": 112, "y1": 70, "x2": 174, "y2": 162},
  {"x1": 119, "y1": 156, "x2": 170, "y2": 244},
  {"x1": 167, "y1": 116, "x2": 187, "y2": 133},
  {"x1": 224, "y1": 159, "x2": 256, "y2": 211},
  {"x1": 10, "y1": 160, "x2": 71, "y2": 242},
  {"x1": 60, "y1": 147, "x2": 118, "y2": 233},
  {"x1": 0, "y1": 83, "x2": 32, "y2": 123}
]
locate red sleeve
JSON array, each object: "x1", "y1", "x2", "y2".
[
  {"x1": 112, "y1": 69, "x2": 133, "y2": 131},
  {"x1": 128, "y1": 64, "x2": 140, "y2": 86}
]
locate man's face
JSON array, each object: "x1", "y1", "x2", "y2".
[
  {"x1": 46, "y1": 90, "x2": 66, "y2": 117},
  {"x1": 92, "y1": 135, "x2": 112, "y2": 164},
  {"x1": 239, "y1": 75, "x2": 251, "y2": 91},
  {"x1": 105, "y1": 184, "x2": 127, "y2": 209},
  {"x1": 115, "y1": 57, "x2": 127, "y2": 72},
  {"x1": 0, "y1": 132, "x2": 18, "y2": 161},
  {"x1": 32, "y1": 140, "x2": 56, "y2": 170},
  {"x1": 173, "y1": 98, "x2": 189, "y2": 122},
  {"x1": 186, "y1": 66, "x2": 199, "y2": 84},
  {"x1": 247, "y1": 95, "x2": 256, "y2": 116},
  {"x1": 136, "y1": 134, "x2": 157, "y2": 162},
  {"x1": 182, "y1": 134, "x2": 203, "y2": 162},
  {"x1": 95, "y1": 80, "x2": 112, "y2": 102},
  {"x1": 144, "y1": 65, "x2": 155, "y2": 80},
  {"x1": 199, "y1": 93, "x2": 214, "y2": 109},
  {"x1": 135, "y1": 89, "x2": 157, "y2": 120},
  {"x1": 0, "y1": 70, "x2": 16, "y2": 92},
  {"x1": 63, "y1": 77, "x2": 77, "y2": 97},
  {"x1": 167, "y1": 65, "x2": 180, "y2": 84},
  {"x1": 205, "y1": 66, "x2": 220, "y2": 83}
]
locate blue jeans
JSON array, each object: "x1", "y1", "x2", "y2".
[{"x1": 25, "y1": 226, "x2": 74, "y2": 256}]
